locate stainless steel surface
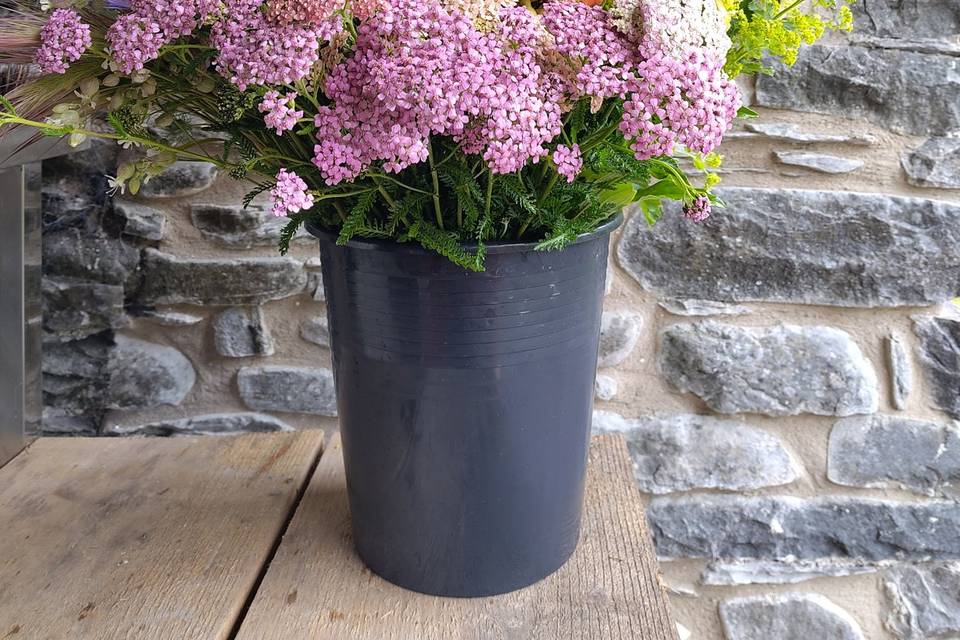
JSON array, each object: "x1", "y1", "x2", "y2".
[{"x1": 0, "y1": 128, "x2": 81, "y2": 170}]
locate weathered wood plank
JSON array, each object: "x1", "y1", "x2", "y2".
[
  {"x1": 0, "y1": 431, "x2": 324, "y2": 640},
  {"x1": 237, "y1": 434, "x2": 676, "y2": 640}
]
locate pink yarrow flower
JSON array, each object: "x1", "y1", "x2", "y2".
[
  {"x1": 682, "y1": 195, "x2": 712, "y2": 222},
  {"x1": 553, "y1": 144, "x2": 583, "y2": 182},
  {"x1": 36, "y1": 9, "x2": 92, "y2": 74},
  {"x1": 259, "y1": 91, "x2": 304, "y2": 135},
  {"x1": 271, "y1": 169, "x2": 315, "y2": 217}
]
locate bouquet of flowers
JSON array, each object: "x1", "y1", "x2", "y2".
[{"x1": 0, "y1": 0, "x2": 851, "y2": 270}]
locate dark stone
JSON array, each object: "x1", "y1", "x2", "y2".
[
  {"x1": 137, "y1": 249, "x2": 308, "y2": 306},
  {"x1": 901, "y1": 137, "x2": 960, "y2": 189},
  {"x1": 829, "y1": 415, "x2": 960, "y2": 498},
  {"x1": 213, "y1": 307, "x2": 275, "y2": 358},
  {"x1": 105, "y1": 335, "x2": 196, "y2": 409},
  {"x1": 720, "y1": 594, "x2": 864, "y2": 640},
  {"x1": 112, "y1": 201, "x2": 166, "y2": 240},
  {"x1": 884, "y1": 564, "x2": 960, "y2": 639},
  {"x1": 105, "y1": 413, "x2": 294, "y2": 436},
  {"x1": 42, "y1": 277, "x2": 126, "y2": 339},
  {"x1": 43, "y1": 228, "x2": 141, "y2": 287},
  {"x1": 618, "y1": 187, "x2": 960, "y2": 307},
  {"x1": 41, "y1": 335, "x2": 111, "y2": 419},
  {"x1": 659, "y1": 322, "x2": 878, "y2": 417},
  {"x1": 914, "y1": 316, "x2": 960, "y2": 418},
  {"x1": 648, "y1": 495, "x2": 960, "y2": 561},
  {"x1": 191, "y1": 203, "x2": 308, "y2": 248},
  {"x1": 137, "y1": 161, "x2": 218, "y2": 198},
  {"x1": 238, "y1": 366, "x2": 337, "y2": 416},
  {"x1": 853, "y1": 0, "x2": 960, "y2": 40},
  {"x1": 755, "y1": 45, "x2": 960, "y2": 136}
]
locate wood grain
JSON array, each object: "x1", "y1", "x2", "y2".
[
  {"x1": 236, "y1": 434, "x2": 676, "y2": 640},
  {"x1": 0, "y1": 431, "x2": 324, "y2": 640}
]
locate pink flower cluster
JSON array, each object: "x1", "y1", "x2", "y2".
[
  {"x1": 107, "y1": 0, "x2": 216, "y2": 74},
  {"x1": 35, "y1": 9, "x2": 91, "y2": 74},
  {"x1": 553, "y1": 144, "x2": 582, "y2": 182},
  {"x1": 271, "y1": 169, "x2": 315, "y2": 217},
  {"x1": 210, "y1": 0, "x2": 332, "y2": 90},
  {"x1": 313, "y1": 2, "x2": 566, "y2": 184},
  {"x1": 682, "y1": 195, "x2": 711, "y2": 222},
  {"x1": 259, "y1": 91, "x2": 304, "y2": 135},
  {"x1": 620, "y1": 49, "x2": 740, "y2": 159}
]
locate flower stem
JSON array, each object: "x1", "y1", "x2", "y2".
[{"x1": 427, "y1": 139, "x2": 444, "y2": 230}]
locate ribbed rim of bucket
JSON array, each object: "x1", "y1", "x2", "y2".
[{"x1": 305, "y1": 212, "x2": 623, "y2": 255}]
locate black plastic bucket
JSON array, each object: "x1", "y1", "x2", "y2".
[{"x1": 309, "y1": 215, "x2": 621, "y2": 597}]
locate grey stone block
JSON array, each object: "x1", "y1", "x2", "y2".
[
  {"x1": 113, "y1": 201, "x2": 165, "y2": 241},
  {"x1": 648, "y1": 495, "x2": 960, "y2": 561},
  {"x1": 618, "y1": 187, "x2": 960, "y2": 307},
  {"x1": 901, "y1": 137, "x2": 960, "y2": 189},
  {"x1": 106, "y1": 336, "x2": 196, "y2": 409},
  {"x1": 744, "y1": 122, "x2": 875, "y2": 145},
  {"x1": 884, "y1": 563, "x2": 960, "y2": 640},
  {"x1": 914, "y1": 316, "x2": 960, "y2": 418},
  {"x1": 755, "y1": 45, "x2": 960, "y2": 136},
  {"x1": 886, "y1": 334, "x2": 912, "y2": 411},
  {"x1": 658, "y1": 298, "x2": 749, "y2": 317},
  {"x1": 853, "y1": 0, "x2": 960, "y2": 40},
  {"x1": 659, "y1": 322, "x2": 878, "y2": 417},
  {"x1": 720, "y1": 594, "x2": 865, "y2": 640},
  {"x1": 702, "y1": 560, "x2": 877, "y2": 586},
  {"x1": 191, "y1": 203, "x2": 309, "y2": 248},
  {"x1": 137, "y1": 161, "x2": 218, "y2": 198},
  {"x1": 213, "y1": 307, "x2": 275, "y2": 358},
  {"x1": 594, "y1": 374, "x2": 618, "y2": 401},
  {"x1": 300, "y1": 316, "x2": 330, "y2": 348},
  {"x1": 137, "y1": 249, "x2": 307, "y2": 306},
  {"x1": 43, "y1": 277, "x2": 126, "y2": 339},
  {"x1": 598, "y1": 310, "x2": 643, "y2": 367},
  {"x1": 774, "y1": 151, "x2": 864, "y2": 174},
  {"x1": 829, "y1": 415, "x2": 960, "y2": 498},
  {"x1": 105, "y1": 413, "x2": 294, "y2": 436},
  {"x1": 238, "y1": 366, "x2": 338, "y2": 416},
  {"x1": 592, "y1": 411, "x2": 797, "y2": 493},
  {"x1": 44, "y1": 229, "x2": 140, "y2": 287}
]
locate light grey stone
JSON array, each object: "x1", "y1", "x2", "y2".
[
  {"x1": 884, "y1": 563, "x2": 960, "y2": 640},
  {"x1": 113, "y1": 201, "x2": 165, "y2": 240},
  {"x1": 829, "y1": 415, "x2": 960, "y2": 498},
  {"x1": 598, "y1": 310, "x2": 643, "y2": 367},
  {"x1": 213, "y1": 307, "x2": 275, "y2": 358},
  {"x1": 190, "y1": 203, "x2": 310, "y2": 248},
  {"x1": 886, "y1": 335, "x2": 912, "y2": 411},
  {"x1": 914, "y1": 316, "x2": 960, "y2": 418},
  {"x1": 43, "y1": 277, "x2": 126, "y2": 338},
  {"x1": 137, "y1": 249, "x2": 308, "y2": 306},
  {"x1": 756, "y1": 45, "x2": 960, "y2": 136},
  {"x1": 105, "y1": 413, "x2": 294, "y2": 437},
  {"x1": 853, "y1": 0, "x2": 960, "y2": 40},
  {"x1": 592, "y1": 411, "x2": 797, "y2": 493},
  {"x1": 595, "y1": 375, "x2": 618, "y2": 401},
  {"x1": 137, "y1": 161, "x2": 218, "y2": 198},
  {"x1": 618, "y1": 187, "x2": 960, "y2": 307},
  {"x1": 140, "y1": 310, "x2": 204, "y2": 326},
  {"x1": 43, "y1": 229, "x2": 140, "y2": 287},
  {"x1": 40, "y1": 410, "x2": 99, "y2": 436},
  {"x1": 659, "y1": 323, "x2": 878, "y2": 417},
  {"x1": 744, "y1": 122, "x2": 875, "y2": 145},
  {"x1": 745, "y1": 122, "x2": 876, "y2": 146},
  {"x1": 851, "y1": 35, "x2": 960, "y2": 57},
  {"x1": 106, "y1": 335, "x2": 196, "y2": 410},
  {"x1": 774, "y1": 151, "x2": 864, "y2": 174},
  {"x1": 300, "y1": 316, "x2": 330, "y2": 348},
  {"x1": 658, "y1": 298, "x2": 750, "y2": 317},
  {"x1": 238, "y1": 366, "x2": 338, "y2": 416},
  {"x1": 720, "y1": 594, "x2": 865, "y2": 640},
  {"x1": 901, "y1": 137, "x2": 960, "y2": 189},
  {"x1": 702, "y1": 560, "x2": 877, "y2": 586},
  {"x1": 308, "y1": 268, "x2": 326, "y2": 301},
  {"x1": 648, "y1": 495, "x2": 960, "y2": 561}
]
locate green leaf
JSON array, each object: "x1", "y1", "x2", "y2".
[
  {"x1": 635, "y1": 179, "x2": 686, "y2": 200},
  {"x1": 337, "y1": 190, "x2": 378, "y2": 245},
  {"x1": 638, "y1": 198, "x2": 664, "y2": 226},
  {"x1": 0, "y1": 96, "x2": 15, "y2": 115},
  {"x1": 737, "y1": 106, "x2": 760, "y2": 119}
]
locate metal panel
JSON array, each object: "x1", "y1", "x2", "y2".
[
  {"x1": 0, "y1": 164, "x2": 25, "y2": 465},
  {"x1": 23, "y1": 162, "x2": 41, "y2": 439}
]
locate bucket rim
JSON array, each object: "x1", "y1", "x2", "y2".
[{"x1": 305, "y1": 213, "x2": 623, "y2": 255}]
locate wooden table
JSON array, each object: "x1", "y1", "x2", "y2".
[{"x1": 0, "y1": 432, "x2": 676, "y2": 640}]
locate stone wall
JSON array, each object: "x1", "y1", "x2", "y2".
[{"x1": 36, "y1": 2, "x2": 960, "y2": 638}]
